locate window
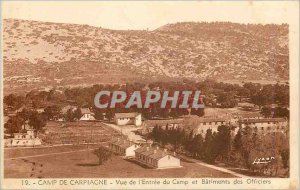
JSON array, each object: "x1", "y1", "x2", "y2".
[
  {"x1": 168, "y1": 156, "x2": 170, "y2": 159},
  {"x1": 215, "y1": 122, "x2": 218, "y2": 125},
  {"x1": 209, "y1": 122, "x2": 212, "y2": 125},
  {"x1": 203, "y1": 122, "x2": 206, "y2": 125},
  {"x1": 261, "y1": 127, "x2": 264, "y2": 130}
]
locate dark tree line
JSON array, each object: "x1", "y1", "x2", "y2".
[
  {"x1": 150, "y1": 125, "x2": 232, "y2": 163},
  {"x1": 150, "y1": 124, "x2": 289, "y2": 176},
  {"x1": 4, "y1": 80, "x2": 289, "y2": 123},
  {"x1": 4, "y1": 109, "x2": 46, "y2": 136}
]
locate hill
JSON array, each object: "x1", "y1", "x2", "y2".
[{"x1": 3, "y1": 19, "x2": 289, "y2": 94}]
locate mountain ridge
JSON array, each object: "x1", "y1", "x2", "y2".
[{"x1": 3, "y1": 19, "x2": 289, "y2": 94}]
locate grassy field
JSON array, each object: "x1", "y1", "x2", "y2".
[
  {"x1": 40, "y1": 121, "x2": 120, "y2": 145},
  {"x1": 4, "y1": 146, "x2": 235, "y2": 178}
]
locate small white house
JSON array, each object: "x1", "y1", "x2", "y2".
[
  {"x1": 109, "y1": 138, "x2": 140, "y2": 158},
  {"x1": 79, "y1": 108, "x2": 95, "y2": 121},
  {"x1": 135, "y1": 146, "x2": 181, "y2": 169},
  {"x1": 114, "y1": 112, "x2": 142, "y2": 126}
]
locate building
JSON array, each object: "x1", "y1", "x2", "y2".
[
  {"x1": 10, "y1": 123, "x2": 42, "y2": 147},
  {"x1": 194, "y1": 117, "x2": 228, "y2": 136},
  {"x1": 143, "y1": 119, "x2": 183, "y2": 133},
  {"x1": 240, "y1": 118, "x2": 288, "y2": 134},
  {"x1": 109, "y1": 138, "x2": 140, "y2": 158},
  {"x1": 79, "y1": 108, "x2": 95, "y2": 121},
  {"x1": 135, "y1": 146, "x2": 181, "y2": 169},
  {"x1": 228, "y1": 112, "x2": 263, "y2": 127},
  {"x1": 236, "y1": 112, "x2": 263, "y2": 120},
  {"x1": 114, "y1": 112, "x2": 142, "y2": 126}
]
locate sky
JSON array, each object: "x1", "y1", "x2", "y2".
[{"x1": 2, "y1": 1, "x2": 298, "y2": 30}]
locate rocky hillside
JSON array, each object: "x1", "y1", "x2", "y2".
[{"x1": 3, "y1": 19, "x2": 289, "y2": 94}]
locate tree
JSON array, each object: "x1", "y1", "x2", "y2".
[
  {"x1": 105, "y1": 109, "x2": 115, "y2": 122},
  {"x1": 74, "y1": 107, "x2": 82, "y2": 120},
  {"x1": 4, "y1": 116, "x2": 24, "y2": 136},
  {"x1": 191, "y1": 108, "x2": 205, "y2": 117},
  {"x1": 274, "y1": 107, "x2": 289, "y2": 118},
  {"x1": 93, "y1": 146, "x2": 112, "y2": 165},
  {"x1": 233, "y1": 129, "x2": 242, "y2": 151},
  {"x1": 204, "y1": 129, "x2": 217, "y2": 163},
  {"x1": 261, "y1": 106, "x2": 272, "y2": 118},
  {"x1": 217, "y1": 92, "x2": 237, "y2": 108},
  {"x1": 214, "y1": 125, "x2": 231, "y2": 161},
  {"x1": 65, "y1": 108, "x2": 75, "y2": 122},
  {"x1": 28, "y1": 111, "x2": 46, "y2": 134},
  {"x1": 94, "y1": 109, "x2": 104, "y2": 120},
  {"x1": 190, "y1": 134, "x2": 204, "y2": 158},
  {"x1": 4, "y1": 94, "x2": 25, "y2": 109},
  {"x1": 44, "y1": 105, "x2": 61, "y2": 120},
  {"x1": 280, "y1": 149, "x2": 289, "y2": 169},
  {"x1": 251, "y1": 95, "x2": 268, "y2": 109}
]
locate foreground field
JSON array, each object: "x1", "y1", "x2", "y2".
[{"x1": 4, "y1": 146, "x2": 235, "y2": 178}]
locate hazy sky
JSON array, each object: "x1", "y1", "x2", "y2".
[{"x1": 2, "y1": 1, "x2": 298, "y2": 30}]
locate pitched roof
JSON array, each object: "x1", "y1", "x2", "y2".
[
  {"x1": 242, "y1": 118, "x2": 287, "y2": 123},
  {"x1": 80, "y1": 108, "x2": 93, "y2": 114},
  {"x1": 135, "y1": 146, "x2": 149, "y2": 153},
  {"x1": 237, "y1": 112, "x2": 262, "y2": 117},
  {"x1": 148, "y1": 151, "x2": 168, "y2": 160},
  {"x1": 115, "y1": 112, "x2": 140, "y2": 119},
  {"x1": 144, "y1": 119, "x2": 183, "y2": 126},
  {"x1": 135, "y1": 146, "x2": 178, "y2": 160},
  {"x1": 197, "y1": 118, "x2": 227, "y2": 123}
]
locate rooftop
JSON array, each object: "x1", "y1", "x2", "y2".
[
  {"x1": 242, "y1": 118, "x2": 287, "y2": 123},
  {"x1": 115, "y1": 112, "x2": 140, "y2": 119},
  {"x1": 135, "y1": 146, "x2": 178, "y2": 160},
  {"x1": 80, "y1": 108, "x2": 93, "y2": 114}
]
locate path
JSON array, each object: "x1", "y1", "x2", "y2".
[
  {"x1": 101, "y1": 122, "x2": 145, "y2": 142},
  {"x1": 4, "y1": 148, "x2": 93, "y2": 161},
  {"x1": 181, "y1": 155, "x2": 249, "y2": 178}
]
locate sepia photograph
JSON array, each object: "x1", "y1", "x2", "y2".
[{"x1": 1, "y1": 1, "x2": 299, "y2": 189}]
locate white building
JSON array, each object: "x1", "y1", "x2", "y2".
[
  {"x1": 114, "y1": 112, "x2": 142, "y2": 126},
  {"x1": 240, "y1": 118, "x2": 288, "y2": 134},
  {"x1": 10, "y1": 123, "x2": 42, "y2": 147},
  {"x1": 135, "y1": 146, "x2": 181, "y2": 169},
  {"x1": 236, "y1": 112, "x2": 263, "y2": 120},
  {"x1": 109, "y1": 138, "x2": 140, "y2": 158},
  {"x1": 194, "y1": 118, "x2": 228, "y2": 136},
  {"x1": 79, "y1": 108, "x2": 95, "y2": 121}
]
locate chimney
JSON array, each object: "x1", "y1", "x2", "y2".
[
  {"x1": 146, "y1": 147, "x2": 149, "y2": 151},
  {"x1": 164, "y1": 149, "x2": 167, "y2": 152},
  {"x1": 173, "y1": 152, "x2": 176, "y2": 156},
  {"x1": 117, "y1": 138, "x2": 120, "y2": 142},
  {"x1": 156, "y1": 146, "x2": 159, "y2": 150}
]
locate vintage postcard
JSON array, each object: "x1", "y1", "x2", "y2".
[{"x1": 1, "y1": 1, "x2": 299, "y2": 189}]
